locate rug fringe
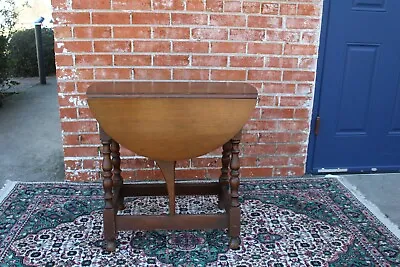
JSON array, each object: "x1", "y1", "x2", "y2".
[
  {"x1": 0, "y1": 180, "x2": 17, "y2": 204},
  {"x1": 334, "y1": 175, "x2": 400, "y2": 240}
]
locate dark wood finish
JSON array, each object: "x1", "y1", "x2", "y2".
[
  {"x1": 156, "y1": 160, "x2": 176, "y2": 215},
  {"x1": 120, "y1": 182, "x2": 220, "y2": 197},
  {"x1": 86, "y1": 81, "x2": 258, "y2": 99},
  {"x1": 111, "y1": 139, "x2": 125, "y2": 210},
  {"x1": 86, "y1": 82, "x2": 257, "y2": 252},
  {"x1": 218, "y1": 141, "x2": 232, "y2": 210},
  {"x1": 100, "y1": 128, "x2": 116, "y2": 252},
  {"x1": 116, "y1": 214, "x2": 228, "y2": 231},
  {"x1": 229, "y1": 131, "x2": 242, "y2": 250}
]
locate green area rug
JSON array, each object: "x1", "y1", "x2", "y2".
[{"x1": 0, "y1": 178, "x2": 399, "y2": 266}]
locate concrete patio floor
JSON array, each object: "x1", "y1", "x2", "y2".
[{"x1": 0, "y1": 77, "x2": 398, "y2": 233}]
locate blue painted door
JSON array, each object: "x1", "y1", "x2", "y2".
[{"x1": 311, "y1": 0, "x2": 400, "y2": 173}]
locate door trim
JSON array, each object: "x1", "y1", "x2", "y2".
[{"x1": 306, "y1": 0, "x2": 331, "y2": 174}]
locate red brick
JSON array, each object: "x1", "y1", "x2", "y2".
[
  {"x1": 58, "y1": 82, "x2": 75, "y2": 93},
  {"x1": 192, "y1": 56, "x2": 227, "y2": 67},
  {"x1": 132, "y1": 13, "x2": 169, "y2": 24},
  {"x1": 258, "y1": 95, "x2": 278, "y2": 106},
  {"x1": 259, "y1": 157, "x2": 290, "y2": 167},
  {"x1": 175, "y1": 169, "x2": 207, "y2": 180},
  {"x1": 154, "y1": 55, "x2": 189, "y2": 66},
  {"x1": 76, "y1": 82, "x2": 92, "y2": 93},
  {"x1": 63, "y1": 135, "x2": 79, "y2": 145},
  {"x1": 134, "y1": 41, "x2": 170, "y2": 52},
  {"x1": 265, "y1": 30, "x2": 300, "y2": 42},
  {"x1": 113, "y1": 27, "x2": 151, "y2": 38},
  {"x1": 211, "y1": 70, "x2": 246, "y2": 81},
  {"x1": 248, "y1": 43, "x2": 282, "y2": 55},
  {"x1": 77, "y1": 108, "x2": 94, "y2": 119},
  {"x1": 94, "y1": 41, "x2": 131, "y2": 52},
  {"x1": 302, "y1": 32, "x2": 319, "y2": 44},
  {"x1": 75, "y1": 55, "x2": 112, "y2": 66},
  {"x1": 191, "y1": 158, "x2": 221, "y2": 168},
  {"x1": 176, "y1": 160, "x2": 190, "y2": 168},
  {"x1": 62, "y1": 121, "x2": 98, "y2": 133},
  {"x1": 286, "y1": 18, "x2": 320, "y2": 29},
  {"x1": 248, "y1": 70, "x2": 281, "y2": 81},
  {"x1": 59, "y1": 108, "x2": 77, "y2": 119},
  {"x1": 56, "y1": 55, "x2": 73, "y2": 66},
  {"x1": 135, "y1": 169, "x2": 164, "y2": 181},
  {"x1": 283, "y1": 71, "x2": 315, "y2": 81},
  {"x1": 294, "y1": 109, "x2": 310, "y2": 119},
  {"x1": 211, "y1": 42, "x2": 246, "y2": 53},
  {"x1": 243, "y1": 2, "x2": 261, "y2": 13},
  {"x1": 154, "y1": 27, "x2": 190, "y2": 39},
  {"x1": 261, "y1": 108, "x2": 294, "y2": 119},
  {"x1": 206, "y1": 0, "x2": 223, "y2": 12},
  {"x1": 64, "y1": 146, "x2": 99, "y2": 157},
  {"x1": 55, "y1": 41, "x2": 92, "y2": 53},
  {"x1": 241, "y1": 168, "x2": 273, "y2": 178},
  {"x1": 112, "y1": 0, "x2": 151, "y2": 10},
  {"x1": 224, "y1": 1, "x2": 241, "y2": 12},
  {"x1": 243, "y1": 121, "x2": 278, "y2": 131},
  {"x1": 174, "y1": 69, "x2": 209, "y2": 80},
  {"x1": 263, "y1": 83, "x2": 296, "y2": 94},
  {"x1": 266, "y1": 57, "x2": 298, "y2": 68},
  {"x1": 92, "y1": 12, "x2": 130, "y2": 24},
  {"x1": 134, "y1": 69, "x2": 171, "y2": 80},
  {"x1": 261, "y1": 3, "x2": 279, "y2": 15},
  {"x1": 242, "y1": 133, "x2": 259, "y2": 143},
  {"x1": 276, "y1": 144, "x2": 307, "y2": 155},
  {"x1": 230, "y1": 29, "x2": 265, "y2": 41},
  {"x1": 74, "y1": 26, "x2": 111, "y2": 38},
  {"x1": 173, "y1": 41, "x2": 209, "y2": 53},
  {"x1": 172, "y1": 14, "x2": 207, "y2": 25},
  {"x1": 65, "y1": 160, "x2": 82, "y2": 170},
  {"x1": 284, "y1": 44, "x2": 317, "y2": 55},
  {"x1": 192, "y1": 28, "x2": 228, "y2": 40},
  {"x1": 259, "y1": 132, "x2": 292, "y2": 143},
  {"x1": 279, "y1": 120, "x2": 310, "y2": 132},
  {"x1": 53, "y1": 12, "x2": 90, "y2": 24},
  {"x1": 82, "y1": 159, "x2": 101, "y2": 170},
  {"x1": 114, "y1": 55, "x2": 151, "y2": 66},
  {"x1": 121, "y1": 158, "x2": 155, "y2": 169},
  {"x1": 280, "y1": 96, "x2": 312, "y2": 107},
  {"x1": 230, "y1": 56, "x2": 263, "y2": 67},
  {"x1": 186, "y1": 0, "x2": 204, "y2": 11},
  {"x1": 273, "y1": 167, "x2": 304, "y2": 177},
  {"x1": 53, "y1": 26, "x2": 72, "y2": 38},
  {"x1": 95, "y1": 68, "x2": 131, "y2": 79},
  {"x1": 65, "y1": 171, "x2": 100, "y2": 181},
  {"x1": 210, "y1": 15, "x2": 246, "y2": 27},
  {"x1": 280, "y1": 4, "x2": 296, "y2": 15},
  {"x1": 72, "y1": 0, "x2": 110, "y2": 9},
  {"x1": 52, "y1": 0, "x2": 68, "y2": 10},
  {"x1": 248, "y1": 16, "x2": 282, "y2": 28},
  {"x1": 297, "y1": 4, "x2": 321, "y2": 16},
  {"x1": 57, "y1": 68, "x2": 94, "y2": 80},
  {"x1": 299, "y1": 58, "x2": 317, "y2": 69},
  {"x1": 77, "y1": 134, "x2": 100, "y2": 144},
  {"x1": 296, "y1": 84, "x2": 313, "y2": 95},
  {"x1": 291, "y1": 133, "x2": 309, "y2": 143},
  {"x1": 153, "y1": 0, "x2": 184, "y2": 10}
]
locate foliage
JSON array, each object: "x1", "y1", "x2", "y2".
[{"x1": 8, "y1": 28, "x2": 56, "y2": 77}]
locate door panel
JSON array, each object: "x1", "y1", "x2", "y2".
[{"x1": 311, "y1": 0, "x2": 400, "y2": 173}]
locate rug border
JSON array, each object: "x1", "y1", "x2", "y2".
[
  {"x1": 334, "y1": 174, "x2": 400, "y2": 239},
  {"x1": 0, "y1": 180, "x2": 17, "y2": 204}
]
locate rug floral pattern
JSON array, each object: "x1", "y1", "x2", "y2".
[{"x1": 0, "y1": 178, "x2": 399, "y2": 266}]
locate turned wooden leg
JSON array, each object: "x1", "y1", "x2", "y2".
[
  {"x1": 111, "y1": 139, "x2": 125, "y2": 210},
  {"x1": 229, "y1": 130, "x2": 242, "y2": 250},
  {"x1": 100, "y1": 128, "x2": 116, "y2": 252},
  {"x1": 218, "y1": 141, "x2": 232, "y2": 210},
  {"x1": 157, "y1": 160, "x2": 176, "y2": 216}
]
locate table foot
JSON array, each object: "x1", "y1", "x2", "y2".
[
  {"x1": 105, "y1": 240, "x2": 116, "y2": 252},
  {"x1": 156, "y1": 160, "x2": 176, "y2": 216},
  {"x1": 229, "y1": 237, "x2": 241, "y2": 250}
]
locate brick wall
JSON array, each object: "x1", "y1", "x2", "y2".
[{"x1": 52, "y1": 0, "x2": 323, "y2": 181}]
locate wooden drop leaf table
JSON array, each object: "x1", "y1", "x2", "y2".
[{"x1": 86, "y1": 82, "x2": 258, "y2": 252}]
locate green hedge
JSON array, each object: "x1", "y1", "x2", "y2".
[
  {"x1": 0, "y1": 35, "x2": 8, "y2": 86},
  {"x1": 8, "y1": 28, "x2": 56, "y2": 77}
]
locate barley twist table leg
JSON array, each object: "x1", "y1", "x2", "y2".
[
  {"x1": 228, "y1": 130, "x2": 242, "y2": 250},
  {"x1": 100, "y1": 128, "x2": 116, "y2": 252},
  {"x1": 218, "y1": 141, "x2": 232, "y2": 210},
  {"x1": 111, "y1": 139, "x2": 125, "y2": 210}
]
